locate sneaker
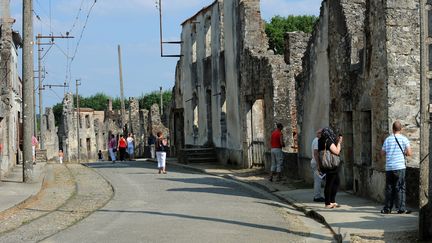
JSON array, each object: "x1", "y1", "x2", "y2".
[
  {"x1": 397, "y1": 210, "x2": 412, "y2": 214},
  {"x1": 381, "y1": 209, "x2": 391, "y2": 214},
  {"x1": 313, "y1": 197, "x2": 325, "y2": 202}
]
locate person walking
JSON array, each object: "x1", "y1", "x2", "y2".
[
  {"x1": 311, "y1": 129, "x2": 325, "y2": 202},
  {"x1": 127, "y1": 133, "x2": 135, "y2": 160},
  {"x1": 148, "y1": 134, "x2": 156, "y2": 159},
  {"x1": 108, "y1": 134, "x2": 117, "y2": 163},
  {"x1": 269, "y1": 123, "x2": 285, "y2": 182},
  {"x1": 118, "y1": 135, "x2": 128, "y2": 161},
  {"x1": 155, "y1": 132, "x2": 167, "y2": 174},
  {"x1": 380, "y1": 121, "x2": 412, "y2": 214},
  {"x1": 58, "y1": 149, "x2": 64, "y2": 164},
  {"x1": 98, "y1": 150, "x2": 103, "y2": 161},
  {"x1": 32, "y1": 135, "x2": 39, "y2": 165},
  {"x1": 318, "y1": 127, "x2": 342, "y2": 209}
]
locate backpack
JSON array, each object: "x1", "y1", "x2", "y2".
[{"x1": 319, "y1": 140, "x2": 340, "y2": 170}]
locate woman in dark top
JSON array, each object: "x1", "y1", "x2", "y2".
[{"x1": 318, "y1": 127, "x2": 343, "y2": 208}]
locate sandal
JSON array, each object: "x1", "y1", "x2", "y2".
[
  {"x1": 325, "y1": 205, "x2": 335, "y2": 209},
  {"x1": 331, "y1": 203, "x2": 341, "y2": 208}
]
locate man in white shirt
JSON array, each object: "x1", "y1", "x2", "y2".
[{"x1": 311, "y1": 129, "x2": 325, "y2": 202}]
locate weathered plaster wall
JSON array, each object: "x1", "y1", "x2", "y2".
[{"x1": 296, "y1": 1, "x2": 331, "y2": 182}]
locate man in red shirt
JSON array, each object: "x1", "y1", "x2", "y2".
[{"x1": 269, "y1": 123, "x2": 285, "y2": 182}]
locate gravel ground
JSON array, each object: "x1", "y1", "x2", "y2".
[{"x1": 0, "y1": 164, "x2": 113, "y2": 242}]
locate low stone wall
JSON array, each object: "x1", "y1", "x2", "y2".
[{"x1": 215, "y1": 147, "x2": 243, "y2": 167}]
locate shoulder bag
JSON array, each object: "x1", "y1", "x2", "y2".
[
  {"x1": 394, "y1": 135, "x2": 407, "y2": 166},
  {"x1": 319, "y1": 139, "x2": 340, "y2": 170}
]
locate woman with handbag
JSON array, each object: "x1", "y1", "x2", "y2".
[
  {"x1": 155, "y1": 132, "x2": 168, "y2": 174},
  {"x1": 318, "y1": 127, "x2": 343, "y2": 209}
]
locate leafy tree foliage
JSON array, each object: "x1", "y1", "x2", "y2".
[
  {"x1": 51, "y1": 91, "x2": 172, "y2": 125},
  {"x1": 265, "y1": 15, "x2": 318, "y2": 55},
  {"x1": 52, "y1": 103, "x2": 63, "y2": 126},
  {"x1": 138, "y1": 91, "x2": 172, "y2": 111}
]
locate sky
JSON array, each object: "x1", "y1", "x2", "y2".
[{"x1": 8, "y1": 0, "x2": 321, "y2": 109}]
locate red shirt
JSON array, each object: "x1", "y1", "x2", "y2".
[
  {"x1": 271, "y1": 129, "x2": 283, "y2": 148},
  {"x1": 119, "y1": 138, "x2": 127, "y2": 148}
]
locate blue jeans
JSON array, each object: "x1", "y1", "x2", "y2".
[{"x1": 383, "y1": 169, "x2": 406, "y2": 212}]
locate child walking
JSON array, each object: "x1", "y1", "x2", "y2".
[{"x1": 58, "y1": 149, "x2": 64, "y2": 164}]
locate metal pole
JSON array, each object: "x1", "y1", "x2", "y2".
[
  {"x1": 117, "y1": 45, "x2": 125, "y2": 132},
  {"x1": 76, "y1": 79, "x2": 81, "y2": 163},
  {"x1": 159, "y1": 0, "x2": 163, "y2": 57},
  {"x1": 160, "y1": 86, "x2": 163, "y2": 115},
  {"x1": 37, "y1": 33, "x2": 44, "y2": 149},
  {"x1": 22, "y1": 0, "x2": 34, "y2": 182}
]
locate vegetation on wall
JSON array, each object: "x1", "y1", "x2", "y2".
[{"x1": 265, "y1": 15, "x2": 318, "y2": 55}]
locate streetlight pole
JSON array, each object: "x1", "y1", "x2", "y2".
[
  {"x1": 76, "y1": 79, "x2": 81, "y2": 163},
  {"x1": 22, "y1": 0, "x2": 34, "y2": 182}
]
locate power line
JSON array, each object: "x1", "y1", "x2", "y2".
[
  {"x1": 69, "y1": 0, "x2": 86, "y2": 34},
  {"x1": 70, "y1": 0, "x2": 97, "y2": 64},
  {"x1": 68, "y1": 0, "x2": 97, "y2": 87}
]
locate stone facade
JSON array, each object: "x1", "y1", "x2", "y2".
[
  {"x1": 57, "y1": 94, "x2": 167, "y2": 162},
  {"x1": 296, "y1": 0, "x2": 420, "y2": 203},
  {"x1": 0, "y1": 14, "x2": 22, "y2": 177},
  {"x1": 172, "y1": 0, "x2": 300, "y2": 168},
  {"x1": 41, "y1": 108, "x2": 59, "y2": 161}
]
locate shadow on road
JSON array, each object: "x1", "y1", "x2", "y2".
[{"x1": 94, "y1": 209, "x2": 332, "y2": 241}]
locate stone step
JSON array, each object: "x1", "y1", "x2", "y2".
[
  {"x1": 181, "y1": 147, "x2": 218, "y2": 164},
  {"x1": 187, "y1": 157, "x2": 218, "y2": 163}
]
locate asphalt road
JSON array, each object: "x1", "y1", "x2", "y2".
[{"x1": 41, "y1": 161, "x2": 331, "y2": 243}]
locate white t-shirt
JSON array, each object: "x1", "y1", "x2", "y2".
[
  {"x1": 127, "y1": 137, "x2": 134, "y2": 146},
  {"x1": 311, "y1": 137, "x2": 318, "y2": 163}
]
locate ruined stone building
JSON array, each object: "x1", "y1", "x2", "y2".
[
  {"x1": 296, "y1": 0, "x2": 420, "y2": 204},
  {"x1": 171, "y1": 0, "x2": 296, "y2": 168},
  {"x1": 57, "y1": 93, "x2": 168, "y2": 162},
  {"x1": 0, "y1": 11, "x2": 22, "y2": 176},
  {"x1": 41, "y1": 108, "x2": 59, "y2": 161}
]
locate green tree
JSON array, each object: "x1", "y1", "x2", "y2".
[
  {"x1": 138, "y1": 91, "x2": 172, "y2": 111},
  {"x1": 265, "y1": 15, "x2": 318, "y2": 55},
  {"x1": 52, "y1": 102, "x2": 63, "y2": 126}
]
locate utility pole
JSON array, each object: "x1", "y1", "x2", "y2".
[
  {"x1": 22, "y1": 0, "x2": 34, "y2": 182},
  {"x1": 37, "y1": 34, "x2": 42, "y2": 148},
  {"x1": 36, "y1": 34, "x2": 73, "y2": 149},
  {"x1": 419, "y1": 0, "x2": 432, "y2": 239},
  {"x1": 76, "y1": 79, "x2": 81, "y2": 163},
  {"x1": 160, "y1": 86, "x2": 163, "y2": 115},
  {"x1": 117, "y1": 44, "x2": 126, "y2": 132}
]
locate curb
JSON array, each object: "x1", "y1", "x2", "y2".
[{"x1": 166, "y1": 161, "x2": 343, "y2": 242}]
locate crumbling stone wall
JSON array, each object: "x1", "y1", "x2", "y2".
[
  {"x1": 127, "y1": 97, "x2": 142, "y2": 157},
  {"x1": 174, "y1": 0, "x2": 303, "y2": 168},
  {"x1": 41, "y1": 108, "x2": 59, "y2": 161},
  {"x1": 149, "y1": 104, "x2": 169, "y2": 138},
  {"x1": 0, "y1": 19, "x2": 22, "y2": 175},
  {"x1": 284, "y1": 32, "x2": 311, "y2": 152},
  {"x1": 296, "y1": 0, "x2": 420, "y2": 204},
  {"x1": 58, "y1": 93, "x2": 78, "y2": 162}
]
